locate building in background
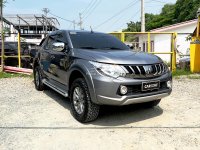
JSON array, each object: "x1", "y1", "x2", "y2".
[
  {"x1": 138, "y1": 19, "x2": 197, "y2": 62},
  {"x1": 0, "y1": 14, "x2": 60, "y2": 45}
]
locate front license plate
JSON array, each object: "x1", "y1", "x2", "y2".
[{"x1": 142, "y1": 81, "x2": 160, "y2": 91}]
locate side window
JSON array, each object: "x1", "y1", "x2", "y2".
[
  {"x1": 57, "y1": 33, "x2": 63, "y2": 42},
  {"x1": 46, "y1": 37, "x2": 54, "y2": 49},
  {"x1": 43, "y1": 33, "x2": 67, "y2": 51},
  {"x1": 40, "y1": 38, "x2": 46, "y2": 46},
  {"x1": 44, "y1": 37, "x2": 55, "y2": 50},
  {"x1": 56, "y1": 33, "x2": 68, "y2": 45}
]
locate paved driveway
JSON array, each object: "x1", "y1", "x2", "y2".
[{"x1": 0, "y1": 77, "x2": 199, "y2": 150}]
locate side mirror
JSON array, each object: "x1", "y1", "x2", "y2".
[{"x1": 52, "y1": 42, "x2": 65, "y2": 52}]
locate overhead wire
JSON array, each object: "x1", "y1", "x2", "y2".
[
  {"x1": 106, "y1": 0, "x2": 140, "y2": 31},
  {"x1": 106, "y1": 9, "x2": 133, "y2": 30},
  {"x1": 117, "y1": 9, "x2": 140, "y2": 31},
  {"x1": 150, "y1": 0, "x2": 168, "y2": 4},
  {"x1": 83, "y1": 0, "x2": 99, "y2": 17},
  {"x1": 94, "y1": 0, "x2": 140, "y2": 29},
  {"x1": 49, "y1": 12, "x2": 76, "y2": 24},
  {"x1": 83, "y1": 0, "x2": 102, "y2": 20},
  {"x1": 82, "y1": 0, "x2": 97, "y2": 16}
]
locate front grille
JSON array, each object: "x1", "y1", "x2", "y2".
[{"x1": 122, "y1": 63, "x2": 167, "y2": 79}]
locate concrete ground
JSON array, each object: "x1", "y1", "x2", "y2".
[{"x1": 0, "y1": 77, "x2": 200, "y2": 150}]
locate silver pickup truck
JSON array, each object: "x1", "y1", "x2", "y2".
[{"x1": 33, "y1": 30, "x2": 172, "y2": 123}]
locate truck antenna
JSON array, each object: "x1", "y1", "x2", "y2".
[{"x1": 90, "y1": 26, "x2": 94, "y2": 33}]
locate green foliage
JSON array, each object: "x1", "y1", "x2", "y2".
[
  {"x1": 187, "y1": 75, "x2": 200, "y2": 79},
  {"x1": 123, "y1": 21, "x2": 141, "y2": 32},
  {"x1": 124, "y1": 0, "x2": 200, "y2": 32},
  {"x1": 172, "y1": 69, "x2": 192, "y2": 77},
  {"x1": 0, "y1": 0, "x2": 6, "y2": 7},
  {"x1": 123, "y1": 22, "x2": 141, "y2": 42},
  {"x1": 0, "y1": 72, "x2": 32, "y2": 78},
  {"x1": 174, "y1": 0, "x2": 200, "y2": 22},
  {"x1": 172, "y1": 69, "x2": 200, "y2": 79}
]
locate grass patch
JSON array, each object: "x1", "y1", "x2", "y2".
[
  {"x1": 172, "y1": 69, "x2": 200, "y2": 79},
  {"x1": 172, "y1": 69, "x2": 192, "y2": 77},
  {"x1": 0, "y1": 72, "x2": 33, "y2": 79},
  {"x1": 187, "y1": 75, "x2": 200, "y2": 79}
]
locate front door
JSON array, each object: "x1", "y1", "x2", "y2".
[{"x1": 43, "y1": 34, "x2": 70, "y2": 88}]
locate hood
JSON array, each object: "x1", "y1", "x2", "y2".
[{"x1": 74, "y1": 49, "x2": 163, "y2": 65}]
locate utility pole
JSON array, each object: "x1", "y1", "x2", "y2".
[
  {"x1": 0, "y1": 1, "x2": 4, "y2": 72},
  {"x1": 79, "y1": 13, "x2": 83, "y2": 30},
  {"x1": 42, "y1": 8, "x2": 50, "y2": 37},
  {"x1": 141, "y1": 0, "x2": 145, "y2": 32},
  {"x1": 73, "y1": 20, "x2": 76, "y2": 30}
]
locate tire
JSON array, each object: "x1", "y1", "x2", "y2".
[
  {"x1": 34, "y1": 66, "x2": 45, "y2": 91},
  {"x1": 70, "y1": 78, "x2": 100, "y2": 123},
  {"x1": 143, "y1": 99, "x2": 161, "y2": 108}
]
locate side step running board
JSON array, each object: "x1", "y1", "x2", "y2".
[{"x1": 42, "y1": 79, "x2": 68, "y2": 97}]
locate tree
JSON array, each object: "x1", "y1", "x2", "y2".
[
  {"x1": 174, "y1": 0, "x2": 200, "y2": 22},
  {"x1": 123, "y1": 21, "x2": 141, "y2": 32},
  {"x1": 124, "y1": 0, "x2": 200, "y2": 32}
]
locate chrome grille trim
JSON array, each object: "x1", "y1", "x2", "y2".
[
  {"x1": 121, "y1": 66, "x2": 130, "y2": 74},
  {"x1": 154, "y1": 65, "x2": 158, "y2": 76},
  {"x1": 158, "y1": 64, "x2": 162, "y2": 75},
  {"x1": 136, "y1": 66, "x2": 141, "y2": 75},
  {"x1": 123, "y1": 63, "x2": 167, "y2": 79},
  {"x1": 129, "y1": 66, "x2": 135, "y2": 74},
  {"x1": 161, "y1": 63, "x2": 165, "y2": 74}
]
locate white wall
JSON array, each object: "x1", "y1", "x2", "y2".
[
  {"x1": 4, "y1": 25, "x2": 43, "y2": 45},
  {"x1": 176, "y1": 34, "x2": 190, "y2": 54},
  {"x1": 154, "y1": 34, "x2": 171, "y2": 62},
  {"x1": 137, "y1": 22, "x2": 196, "y2": 62},
  {"x1": 25, "y1": 39, "x2": 42, "y2": 45}
]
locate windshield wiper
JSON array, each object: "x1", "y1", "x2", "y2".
[{"x1": 79, "y1": 46, "x2": 98, "y2": 49}]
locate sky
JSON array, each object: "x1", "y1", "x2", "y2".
[{"x1": 4, "y1": 0, "x2": 176, "y2": 32}]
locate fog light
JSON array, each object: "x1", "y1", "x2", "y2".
[
  {"x1": 120, "y1": 85, "x2": 128, "y2": 95},
  {"x1": 167, "y1": 80, "x2": 172, "y2": 89}
]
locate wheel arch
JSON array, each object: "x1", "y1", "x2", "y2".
[
  {"x1": 69, "y1": 70, "x2": 85, "y2": 90},
  {"x1": 68, "y1": 66, "x2": 98, "y2": 104}
]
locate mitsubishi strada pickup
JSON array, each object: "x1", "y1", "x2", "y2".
[{"x1": 33, "y1": 30, "x2": 172, "y2": 123}]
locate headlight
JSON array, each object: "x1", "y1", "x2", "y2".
[{"x1": 90, "y1": 61, "x2": 126, "y2": 78}]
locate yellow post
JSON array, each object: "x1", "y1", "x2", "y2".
[
  {"x1": 18, "y1": 32, "x2": 21, "y2": 68},
  {"x1": 197, "y1": 16, "x2": 200, "y2": 38},
  {"x1": 190, "y1": 41, "x2": 200, "y2": 73},
  {"x1": 190, "y1": 15, "x2": 200, "y2": 73},
  {"x1": 147, "y1": 33, "x2": 151, "y2": 53},
  {"x1": 0, "y1": 32, "x2": 4, "y2": 72},
  {"x1": 121, "y1": 32, "x2": 125, "y2": 43},
  {"x1": 171, "y1": 33, "x2": 177, "y2": 72}
]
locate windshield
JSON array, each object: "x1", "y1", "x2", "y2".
[{"x1": 69, "y1": 32, "x2": 129, "y2": 50}]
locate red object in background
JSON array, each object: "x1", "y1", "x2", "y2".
[{"x1": 4, "y1": 66, "x2": 33, "y2": 75}]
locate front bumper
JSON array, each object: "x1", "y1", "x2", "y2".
[
  {"x1": 98, "y1": 92, "x2": 170, "y2": 105},
  {"x1": 91, "y1": 71, "x2": 172, "y2": 106}
]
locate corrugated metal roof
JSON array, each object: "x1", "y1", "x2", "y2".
[
  {"x1": 150, "y1": 19, "x2": 197, "y2": 32},
  {"x1": 4, "y1": 14, "x2": 60, "y2": 27}
]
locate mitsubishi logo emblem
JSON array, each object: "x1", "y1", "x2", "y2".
[
  {"x1": 146, "y1": 67, "x2": 151, "y2": 74},
  {"x1": 144, "y1": 65, "x2": 152, "y2": 75}
]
